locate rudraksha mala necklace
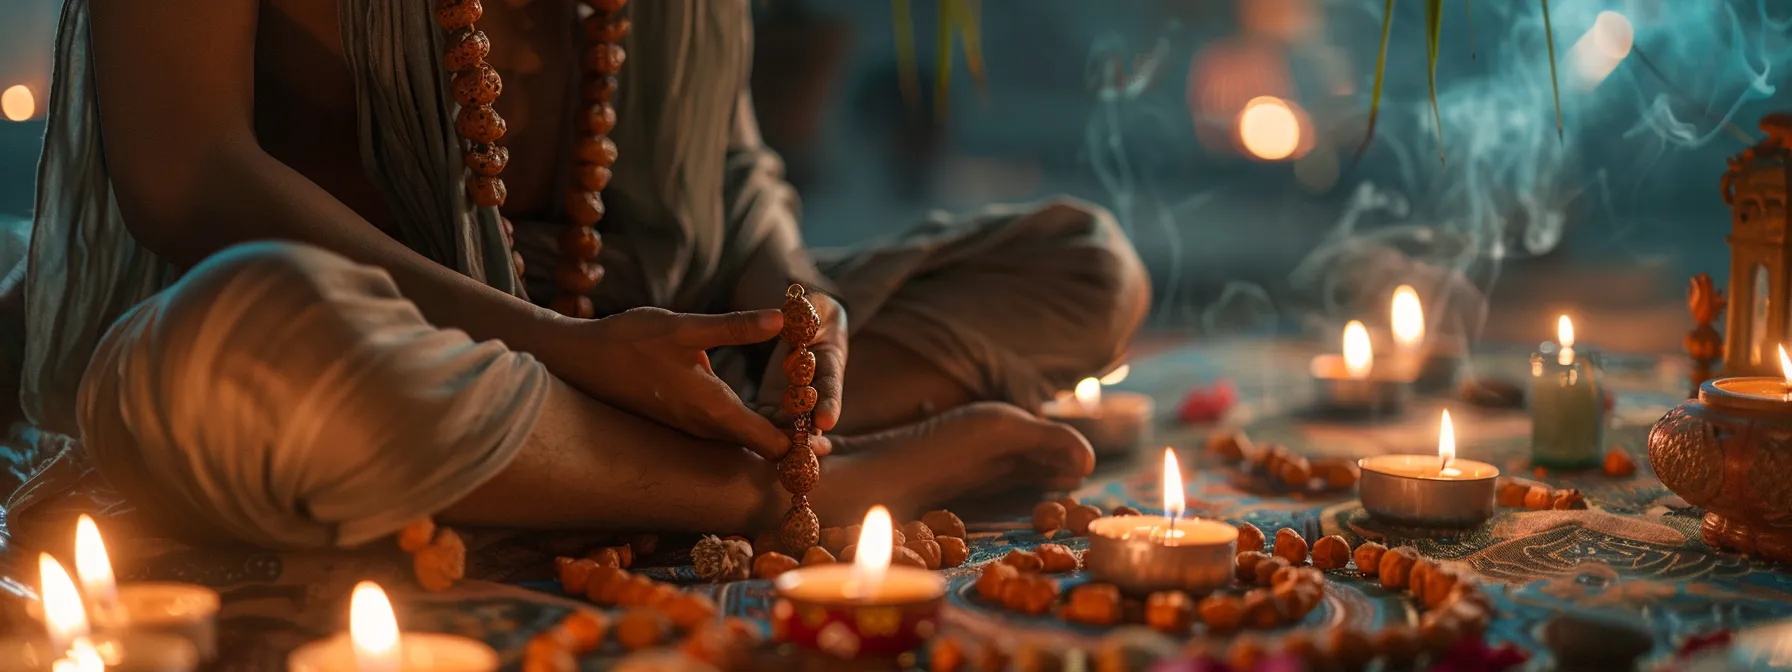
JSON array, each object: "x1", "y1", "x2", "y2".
[
  {"x1": 435, "y1": 0, "x2": 624, "y2": 319},
  {"x1": 776, "y1": 285, "x2": 823, "y2": 551},
  {"x1": 438, "y1": 1, "x2": 823, "y2": 546}
]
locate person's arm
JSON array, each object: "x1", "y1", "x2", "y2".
[
  {"x1": 86, "y1": 0, "x2": 564, "y2": 355},
  {"x1": 721, "y1": 92, "x2": 835, "y2": 313}
]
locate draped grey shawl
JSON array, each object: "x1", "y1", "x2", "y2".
[{"x1": 23, "y1": 0, "x2": 762, "y2": 437}]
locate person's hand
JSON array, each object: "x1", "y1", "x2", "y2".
[
  {"x1": 546, "y1": 307, "x2": 814, "y2": 460},
  {"x1": 756, "y1": 293, "x2": 848, "y2": 431}
]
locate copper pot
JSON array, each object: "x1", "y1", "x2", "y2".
[{"x1": 1648, "y1": 379, "x2": 1792, "y2": 563}]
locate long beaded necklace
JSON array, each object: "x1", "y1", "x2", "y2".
[
  {"x1": 434, "y1": 0, "x2": 624, "y2": 319},
  {"x1": 435, "y1": 0, "x2": 824, "y2": 542}
]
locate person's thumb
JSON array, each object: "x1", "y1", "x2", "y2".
[{"x1": 673, "y1": 309, "x2": 783, "y2": 348}]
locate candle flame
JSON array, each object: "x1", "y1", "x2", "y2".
[
  {"x1": 1163, "y1": 448, "x2": 1185, "y2": 520},
  {"x1": 850, "y1": 506, "x2": 894, "y2": 598},
  {"x1": 40, "y1": 554, "x2": 87, "y2": 654},
  {"x1": 1074, "y1": 377, "x2": 1102, "y2": 410},
  {"x1": 1391, "y1": 285, "x2": 1425, "y2": 349},
  {"x1": 1343, "y1": 321, "x2": 1373, "y2": 379},
  {"x1": 53, "y1": 639, "x2": 102, "y2": 672},
  {"x1": 1099, "y1": 364, "x2": 1130, "y2": 386},
  {"x1": 1779, "y1": 345, "x2": 1791, "y2": 386},
  {"x1": 1557, "y1": 315, "x2": 1575, "y2": 349},
  {"x1": 350, "y1": 581, "x2": 402, "y2": 672},
  {"x1": 1439, "y1": 410, "x2": 1456, "y2": 464},
  {"x1": 73, "y1": 515, "x2": 117, "y2": 609}
]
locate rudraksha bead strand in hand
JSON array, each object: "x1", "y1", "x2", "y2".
[{"x1": 777, "y1": 285, "x2": 823, "y2": 551}]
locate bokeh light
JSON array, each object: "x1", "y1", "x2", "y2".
[
  {"x1": 2, "y1": 85, "x2": 34, "y2": 122},
  {"x1": 1568, "y1": 11, "x2": 1634, "y2": 90},
  {"x1": 1237, "y1": 96, "x2": 1303, "y2": 161}
]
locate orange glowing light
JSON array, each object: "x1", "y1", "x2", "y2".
[
  {"x1": 1439, "y1": 410, "x2": 1460, "y2": 477},
  {"x1": 1238, "y1": 96, "x2": 1301, "y2": 160},
  {"x1": 1557, "y1": 315, "x2": 1576, "y2": 365},
  {"x1": 1779, "y1": 345, "x2": 1791, "y2": 387},
  {"x1": 1391, "y1": 285, "x2": 1425, "y2": 350},
  {"x1": 2, "y1": 86, "x2": 34, "y2": 122},
  {"x1": 1099, "y1": 364, "x2": 1130, "y2": 386},
  {"x1": 1343, "y1": 321, "x2": 1373, "y2": 379},
  {"x1": 1074, "y1": 377, "x2": 1102, "y2": 411},
  {"x1": 40, "y1": 554, "x2": 87, "y2": 654},
  {"x1": 350, "y1": 582, "x2": 401, "y2": 672},
  {"x1": 1162, "y1": 448, "x2": 1185, "y2": 520},
  {"x1": 73, "y1": 515, "x2": 118, "y2": 618},
  {"x1": 849, "y1": 506, "x2": 895, "y2": 598}
]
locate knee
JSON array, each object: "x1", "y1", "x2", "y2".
[
  {"x1": 74, "y1": 241, "x2": 411, "y2": 548},
  {"x1": 1028, "y1": 197, "x2": 1153, "y2": 364}
]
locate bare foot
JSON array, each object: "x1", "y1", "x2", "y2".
[{"x1": 808, "y1": 402, "x2": 1095, "y2": 525}]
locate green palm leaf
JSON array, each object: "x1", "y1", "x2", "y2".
[
  {"x1": 892, "y1": 0, "x2": 920, "y2": 113},
  {"x1": 1541, "y1": 0, "x2": 1563, "y2": 139},
  {"x1": 1355, "y1": 0, "x2": 1399, "y2": 158},
  {"x1": 1424, "y1": 0, "x2": 1444, "y2": 164},
  {"x1": 935, "y1": 0, "x2": 957, "y2": 119},
  {"x1": 1357, "y1": 0, "x2": 1565, "y2": 157},
  {"x1": 956, "y1": 0, "x2": 988, "y2": 92}
]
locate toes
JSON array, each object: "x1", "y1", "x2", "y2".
[{"x1": 1031, "y1": 419, "x2": 1097, "y2": 477}]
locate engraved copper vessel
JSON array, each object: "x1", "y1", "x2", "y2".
[{"x1": 1648, "y1": 379, "x2": 1792, "y2": 564}]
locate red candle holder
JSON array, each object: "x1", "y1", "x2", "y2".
[{"x1": 771, "y1": 565, "x2": 945, "y2": 659}]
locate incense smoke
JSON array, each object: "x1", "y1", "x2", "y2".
[{"x1": 1082, "y1": 0, "x2": 1792, "y2": 348}]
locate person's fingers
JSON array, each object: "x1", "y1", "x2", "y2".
[
  {"x1": 811, "y1": 342, "x2": 847, "y2": 431},
  {"x1": 672, "y1": 309, "x2": 783, "y2": 348},
  {"x1": 756, "y1": 343, "x2": 792, "y2": 408},
  {"x1": 690, "y1": 379, "x2": 791, "y2": 460},
  {"x1": 1029, "y1": 420, "x2": 1097, "y2": 478}
]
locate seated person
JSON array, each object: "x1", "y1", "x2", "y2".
[{"x1": 5, "y1": 0, "x2": 1149, "y2": 549}]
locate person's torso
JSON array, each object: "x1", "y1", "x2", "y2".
[{"x1": 253, "y1": 0, "x2": 583, "y2": 232}]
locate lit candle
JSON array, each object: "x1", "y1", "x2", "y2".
[
  {"x1": 1557, "y1": 315, "x2": 1576, "y2": 365},
  {"x1": 1344, "y1": 320, "x2": 1373, "y2": 378},
  {"x1": 287, "y1": 582, "x2": 498, "y2": 672},
  {"x1": 52, "y1": 639, "x2": 102, "y2": 672},
  {"x1": 773, "y1": 507, "x2": 948, "y2": 658},
  {"x1": 1038, "y1": 368, "x2": 1154, "y2": 456},
  {"x1": 0, "y1": 555, "x2": 198, "y2": 672},
  {"x1": 1530, "y1": 315, "x2": 1606, "y2": 469},
  {"x1": 1100, "y1": 364, "x2": 1131, "y2": 386},
  {"x1": 41, "y1": 554, "x2": 87, "y2": 656},
  {"x1": 72, "y1": 515, "x2": 221, "y2": 661},
  {"x1": 1310, "y1": 321, "x2": 1413, "y2": 416},
  {"x1": 1084, "y1": 448, "x2": 1239, "y2": 594},
  {"x1": 1391, "y1": 286, "x2": 1425, "y2": 355},
  {"x1": 1359, "y1": 411, "x2": 1501, "y2": 527}
]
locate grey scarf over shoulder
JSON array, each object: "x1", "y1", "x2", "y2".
[{"x1": 23, "y1": 0, "x2": 753, "y2": 436}]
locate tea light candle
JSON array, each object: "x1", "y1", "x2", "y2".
[
  {"x1": 1530, "y1": 315, "x2": 1606, "y2": 469},
  {"x1": 1359, "y1": 411, "x2": 1500, "y2": 527},
  {"x1": 0, "y1": 555, "x2": 198, "y2": 672},
  {"x1": 1702, "y1": 347, "x2": 1792, "y2": 408},
  {"x1": 773, "y1": 506, "x2": 947, "y2": 658},
  {"x1": 72, "y1": 516, "x2": 220, "y2": 662},
  {"x1": 1311, "y1": 321, "x2": 1413, "y2": 416},
  {"x1": 1039, "y1": 368, "x2": 1154, "y2": 456},
  {"x1": 1386, "y1": 285, "x2": 1464, "y2": 391},
  {"x1": 1085, "y1": 448, "x2": 1239, "y2": 594},
  {"x1": 287, "y1": 582, "x2": 499, "y2": 672}
]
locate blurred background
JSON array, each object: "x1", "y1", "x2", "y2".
[{"x1": 0, "y1": 0, "x2": 1786, "y2": 354}]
